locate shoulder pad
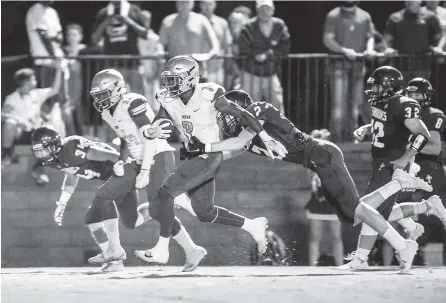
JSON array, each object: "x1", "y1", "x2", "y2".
[
  {"x1": 199, "y1": 82, "x2": 226, "y2": 102},
  {"x1": 429, "y1": 107, "x2": 445, "y2": 116},
  {"x1": 399, "y1": 96, "x2": 418, "y2": 104}
]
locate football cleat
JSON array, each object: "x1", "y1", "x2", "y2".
[
  {"x1": 406, "y1": 223, "x2": 425, "y2": 241},
  {"x1": 250, "y1": 217, "x2": 268, "y2": 255},
  {"x1": 134, "y1": 247, "x2": 169, "y2": 265},
  {"x1": 425, "y1": 195, "x2": 446, "y2": 226},
  {"x1": 89, "y1": 260, "x2": 125, "y2": 274},
  {"x1": 392, "y1": 169, "x2": 432, "y2": 192},
  {"x1": 337, "y1": 251, "x2": 369, "y2": 270},
  {"x1": 182, "y1": 245, "x2": 207, "y2": 272},
  {"x1": 88, "y1": 246, "x2": 126, "y2": 264},
  {"x1": 395, "y1": 239, "x2": 419, "y2": 273}
]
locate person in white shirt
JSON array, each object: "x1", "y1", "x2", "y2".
[
  {"x1": 137, "y1": 10, "x2": 165, "y2": 114},
  {"x1": 1, "y1": 64, "x2": 62, "y2": 186}
]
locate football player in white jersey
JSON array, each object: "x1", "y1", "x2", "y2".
[
  {"x1": 134, "y1": 55, "x2": 288, "y2": 264},
  {"x1": 88, "y1": 69, "x2": 207, "y2": 272}
]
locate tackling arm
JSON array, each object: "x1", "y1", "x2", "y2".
[
  {"x1": 86, "y1": 144, "x2": 120, "y2": 163},
  {"x1": 58, "y1": 173, "x2": 79, "y2": 206},
  {"x1": 420, "y1": 130, "x2": 442, "y2": 155},
  {"x1": 207, "y1": 128, "x2": 257, "y2": 153},
  {"x1": 400, "y1": 118, "x2": 432, "y2": 160}
]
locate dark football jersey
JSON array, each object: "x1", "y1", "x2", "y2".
[
  {"x1": 47, "y1": 136, "x2": 115, "y2": 181},
  {"x1": 370, "y1": 95, "x2": 421, "y2": 160},
  {"x1": 415, "y1": 106, "x2": 446, "y2": 164},
  {"x1": 243, "y1": 102, "x2": 312, "y2": 164}
]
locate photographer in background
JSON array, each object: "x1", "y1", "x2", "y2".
[{"x1": 250, "y1": 230, "x2": 289, "y2": 266}]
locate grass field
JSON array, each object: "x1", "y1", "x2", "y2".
[{"x1": 2, "y1": 266, "x2": 445, "y2": 303}]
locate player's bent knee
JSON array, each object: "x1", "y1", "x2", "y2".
[
  {"x1": 84, "y1": 206, "x2": 103, "y2": 225},
  {"x1": 92, "y1": 197, "x2": 118, "y2": 221},
  {"x1": 196, "y1": 206, "x2": 218, "y2": 223}
]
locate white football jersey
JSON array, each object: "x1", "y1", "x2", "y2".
[
  {"x1": 102, "y1": 93, "x2": 175, "y2": 163},
  {"x1": 156, "y1": 82, "x2": 224, "y2": 144}
]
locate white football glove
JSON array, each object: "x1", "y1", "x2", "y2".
[
  {"x1": 143, "y1": 120, "x2": 173, "y2": 139},
  {"x1": 54, "y1": 202, "x2": 67, "y2": 226},
  {"x1": 353, "y1": 127, "x2": 366, "y2": 141},
  {"x1": 113, "y1": 160, "x2": 125, "y2": 177},
  {"x1": 258, "y1": 131, "x2": 288, "y2": 159},
  {"x1": 136, "y1": 169, "x2": 151, "y2": 189}
]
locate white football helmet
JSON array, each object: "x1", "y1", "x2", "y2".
[
  {"x1": 160, "y1": 56, "x2": 200, "y2": 97},
  {"x1": 90, "y1": 69, "x2": 127, "y2": 112}
]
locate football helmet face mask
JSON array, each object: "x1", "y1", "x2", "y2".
[
  {"x1": 365, "y1": 66, "x2": 403, "y2": 106},
  {"x1": 218, "y1": 90, "x2": 254, "y2": 139},
  {"x1": 160, "y1": 56, "x2": 200, "y2": 97},
  {"x1": 404, "y1": 78, "x2": 434, "y2": 108},
  {"x1": 90, "y1": 69, "x2": 127, "y2": 112},
  {"x1": 31, "y1": 126, "x2": 62, "y2": 164}
]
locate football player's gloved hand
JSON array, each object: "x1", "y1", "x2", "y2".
[
  {"x1": 136, "y1": 169, "x2": 151, "y2": 189},
  {"x1": 54, "y1": 201, "x2": 67, "y2": 226},
  {"x1": 353, "y1": 127, "x2": 366, "y2": 141},
  {"x1": 258, "y1": 131, "x2": 288, "y2": 160},
  {"x1": 187, "y1": 136, "x2": 205, "y2": 154},
  {"x1": 113, "y1": 160, "x2": 125, "y2": 177},
  {"x1": 144, "y1": 119, "x2": 173, "y2": 139}
]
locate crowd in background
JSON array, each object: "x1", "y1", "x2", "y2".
[{"x1": 2, "y1": 0, "x2": 446, "y2": 266}]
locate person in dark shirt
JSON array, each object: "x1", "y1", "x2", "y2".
[
  {"x1": 91, "y1": 0, "x2": 146, "y2": 95},
  {"x1": 236, "y1": 0, "x2": 290, "y2": 114},
  {"x1": 384, "y1": 0, "x2": 445, "y2": 82}
]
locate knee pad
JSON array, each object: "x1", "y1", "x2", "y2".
[{"x1": 196, "y1": 206, "x2": 218, "y2": 223}]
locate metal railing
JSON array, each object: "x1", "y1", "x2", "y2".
[{"x1": 2, "y1": 54, "x2": 445, "y2": 138}]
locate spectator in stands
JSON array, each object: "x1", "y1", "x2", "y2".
[
  {"x1": 159, "y1": 0, "x2": 220, "y2": 81},
  {"x1": 200, "y1": 0, "x2": 232, "y2": 86},
  {"x1": 383, "y1": 0, "x2": 445, "y2": 82},
  {"x1": 1, "y1": 64, "x2": 62, "y2": 186},
  {"x1": 228, "y1": 9, "x2": 250, "y2": 89},
  {"x1": 26, "y1": 1, "x2": 66, "y2": 131},
  {"x1": 64, "y1": 24, "x2": 86, "y2": 136},
  {"x1": 323, "y1": 1, "x2": 376, "y2": 143},
  {"x1": 425, "y1": 1, "x2": 446, "y2": 39},
  {"x1": 91, "y1": 0, "x2": 146, "y2": 95},
  {"x1": 237, "y1": 0, "x2": 290, "y2": 114},
  {"x1": 233, "y1": 5, "x2": 253, "y2": 19},
  {"x1": 137, "y1": 10, "x2": 164, "y2": 114},
  {"x1": 305, "y1": 129, "x2": 344, "y2": 266}
]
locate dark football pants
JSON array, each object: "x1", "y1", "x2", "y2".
[
  {"x1": 146, "y1": 151, "x2": 176, "y2": 202},
  {"x1": 308, "y1": 139, "x2": 360, "y2": 225},
  {"x1": 160, "y1": 152, "x2": 223, "y2": 220}
]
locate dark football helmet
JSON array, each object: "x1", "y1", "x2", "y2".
[
  {"x1": 365, "y1": 66, "x2": 403, "y2": 105},
  {"x1": 31, "y1": 126, "x2": 62, "y2": 164},
  {"x1": 218, "y1": 90, "x2": 254, "y2": 139},
  {"x1": 404, "y1": 78, "x2": 434, "y2": 108}
]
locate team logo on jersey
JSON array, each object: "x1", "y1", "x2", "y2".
[{"x1": 372, "y1": 107, "x2": 387, "y2": 121}]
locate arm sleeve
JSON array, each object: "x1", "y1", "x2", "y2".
[{"x1": 127, "y1": 97, "x2": 152, "y2": 129}]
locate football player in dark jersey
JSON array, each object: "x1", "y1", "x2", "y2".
[
  {"x1": 31, "y1": 126, "x2": 204, "y2": 272},
  {"x1": 184, "y1": 87, "x2": 433, "y2": 272},
  {"x1": 342, "y1": 68, "x2": 444, "y2": 269},
  {"x1": 387, "y1": 78, "x2": 446, "y2": 265}
]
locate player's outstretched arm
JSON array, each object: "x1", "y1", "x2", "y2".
[
  {"x1": 420, "y1": 130, "x2": 442, "y2": 155},
  {"x1": 54, "y1": 174, "x2": 79, "y2": 226},
  {"x1": 86, "y1": 144, "x2": 120, "y2": 163},
  {"x1": 214, "y1": 95, "x2": 288, "y2": 159},
  {"x1": 207, "y1": 128, "x2": 256, "y2": 153}
]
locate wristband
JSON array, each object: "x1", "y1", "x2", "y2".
[
  {"x1": 205, "y1": 144, "x2": 212, "y2": 153},
  {"x1": 409, "y1": 134, "x2": 428, "y2": 153}
]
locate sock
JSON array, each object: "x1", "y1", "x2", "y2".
[
  {"x1": 173, "y1": 226, "x2": 196, "y2": 253},
  {"x1": 102, "y1": 218, "x2": 121, "y2": 249},
  {"x1": 377, "y1": 180, "x2": 402, "y2": 200},
  {"x1": 98, "y1": 241, "x2": 109, "y2": 252},
  {"x1": 155, "y1": 235, "x2": 170, "y2": 251},
  {"x1": 414, "y1": 201, "x2": 428, "y2": 215},
  {"x1": 397, "y1": 218, "x2": 417, "y2": 232},
  {"x1": 213, "y1": 207, "x2": 245, "y2": 227},
  {"x1": 382, "y1": 223, "x2": 407, "y2": 252},
  {"x1": 356, "y1": 248, "x2": 371, "y2": 260}
]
